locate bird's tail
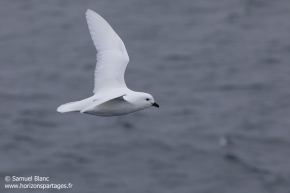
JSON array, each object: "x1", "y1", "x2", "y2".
[{"x1": 57, "y1": 101, "x2": 82, "y2": 113}]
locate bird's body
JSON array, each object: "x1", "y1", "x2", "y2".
[
  {"x1": 58, "y1": 89, "x2": 154, "y2": 117},
  {"x1": 57, "y1": 9, "x2": 158, "y2": 116}
]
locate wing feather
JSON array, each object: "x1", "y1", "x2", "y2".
[
  {"x1": 80, "y1": 92, "x2": 127, "y2": 113},
  {"x1": 85, "y1": 9, "x2": 129, "y2": 93}
]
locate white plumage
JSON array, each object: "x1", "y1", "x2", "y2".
[
  {"x1": 57, "y1": 9, "x2": 159, "y2": 117},
  {"x1": 86, "y1": 9, "x2": 129, "y2": 93}
]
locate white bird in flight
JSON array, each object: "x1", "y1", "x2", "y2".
[{"x1": 57, "y1": 9, "x2": 159, "y2": 116}]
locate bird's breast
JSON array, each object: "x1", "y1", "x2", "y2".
[{"x1": 85, "y1": 99, "x2": 141, "y2": 117}]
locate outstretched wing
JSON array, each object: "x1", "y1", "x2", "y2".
[
  {"x1": 80, "y1": 92, "x2": 127, "y2": 113},
  {"x1": 86, "y1": 9, "x2": 129, "y2": 94}
]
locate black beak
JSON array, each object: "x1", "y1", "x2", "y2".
[{"x1": 152, "y1": 102, "x2": 159, "y2": 108}]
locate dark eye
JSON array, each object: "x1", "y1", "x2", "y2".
[{"x1": 146, "y1": 98, "x2": 149, "y2": 101}]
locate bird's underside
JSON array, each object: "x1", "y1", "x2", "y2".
[{"x1": 82, "y1": 96, "x2": 138, "y2": 117}]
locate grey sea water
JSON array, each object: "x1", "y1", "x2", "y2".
[{"x1": 1, "y1": 0, "x2": 290, "y2": 192}]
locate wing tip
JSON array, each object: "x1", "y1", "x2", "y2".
[
  {"x1": 56, "y1": 105, "x2": 66, "y2": 113},
  {"x1": 86, "y1": 9, "x2": 97, "y2": 17},
  {"x1": 86, "y1": 9, "x2": 93, "y2": 13}
]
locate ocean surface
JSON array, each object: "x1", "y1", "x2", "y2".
[{"x1": 1, "y1": 0, "x2": 290, "y2": 192}]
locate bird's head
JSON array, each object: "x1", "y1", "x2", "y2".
[{"x1": 126, "y1": 92, "x2": 159, "y2": 109}]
